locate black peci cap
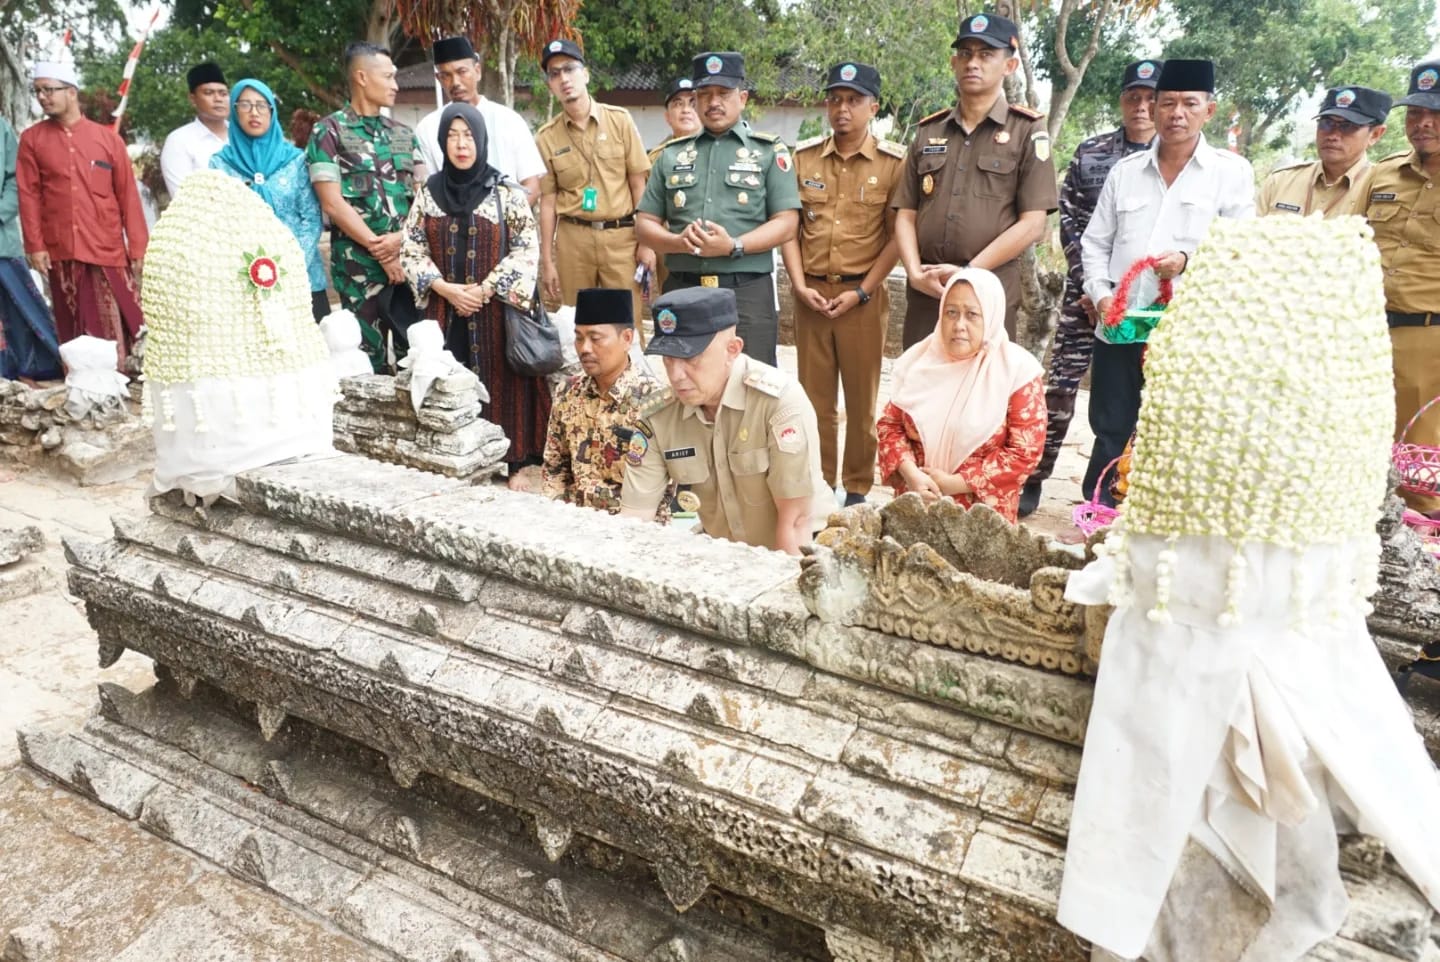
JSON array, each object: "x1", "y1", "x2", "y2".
[
  {"x1": 187, "y1": 62, "x2": 226, "y2": 91},
  {"x1": 574, "y1": 288, "x2": 633, "y2": 328},
  {"x1": 541, "y1": 38, "x2": 584, "y2": 70},
  {"x1": 663, "y1": 77, "x2": 695, "y2": 105},
  {"x1": 432, "y1": 36, "x2": 476, "y2": 64},
  {"x1": 824, "y1": 62, "x2": 880, "y2": 99},
  {"x1": 1316, "y1": 85, "x2": 1392, "y2": 126},
  {"x1": 1155, "y1": 59, "x2": 1215, "y2": 94},
  {"x1": 1122, "y1": 59, "x2": 1162, "y2": 90},
  {"x1": 1396, "y1": 62, "x2": 1440, "y2": 112},
  {"x1": 692, "y1": 52, "x2": 746, "y2": 89},
  {"x1": 952, "y1": 13, "x2": 1019, "y2": 52},
  {"x1": 646, "y1": 288, "x2": 738, "y2": 358}
]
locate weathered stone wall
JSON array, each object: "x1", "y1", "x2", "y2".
[
  {"x1": 42, "y1": 453, "x2": 1435, "y2": 962},
  {"x1": 0, "y1": 379, "x2": 151, "y2": 485},
  {"x1": 332, "y1": 372, "x2": 509, "y2": 480},
  {"x1": 0, "y1": 525, "x2": 46, "y2": 602}
]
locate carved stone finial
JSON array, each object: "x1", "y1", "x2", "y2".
[{"x1": 654, "y1": 861, "x2": 710, "y2": 913}]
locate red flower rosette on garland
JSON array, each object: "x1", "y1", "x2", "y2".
[{"x1": 239, "y1": 247, "x2": 285, "y2": 295}]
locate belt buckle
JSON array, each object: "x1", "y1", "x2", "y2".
[
  {"x1": 591, "y1": 220, "x2": 606, "y2": 230},
  {"x1": 825, "y1": 273, "x2": 842, "y2": 284},
  {"x1": 700, "y1": 275, "x2": 720, "y2": 288}
]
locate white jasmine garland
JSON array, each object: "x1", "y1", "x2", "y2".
[{"x1": 1118, "y1": 216, "x2": 1393, "y2": 624}]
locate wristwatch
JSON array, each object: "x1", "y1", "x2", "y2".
[
  {"x1": 854, "y1": 286, "x2": 871, "y2": 305},
  {"x1": 730, "y1": 238, "x2": 745, "y2": 259}
]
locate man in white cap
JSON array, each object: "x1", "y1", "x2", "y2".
[
  {"x1": 412, "y1": 35, "x2": 544, "y2": 204},
  {"x1": 17, "y1": 60, "x2": 148, "y2": 369}
]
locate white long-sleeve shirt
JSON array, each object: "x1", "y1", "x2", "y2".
[
  {"x1": 1082, "y1": 134, "x2": 1254, "y2": 341},
  {"x1": 159, "y1": 118, "x2": 227, "y2": 199},
  {"x1": 414, "y1": 96, "x2": 545, "y2": 185}
]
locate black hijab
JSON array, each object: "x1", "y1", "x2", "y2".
[{"x1": 427, "y1": 102, "x2": 503, "y2": 216}]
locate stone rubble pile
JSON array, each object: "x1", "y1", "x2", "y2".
[
  {"x1": 0, "y1": 525, "x2": 46, "y2": 602},
  {"x1": 17, "y1": 454, "x2": 1432, "y2": 962},
  {"x1": 332, "y1": 372, "x2": 509, "y2": 481},
  {"x1": 0, "y1": 378, "x2": 151, "y2": 485}
]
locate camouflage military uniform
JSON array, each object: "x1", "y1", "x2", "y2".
[
  {"x1": 541, "y1": 362, "x2": 669, "y2": 518},
  {"x1": 1033, "y1": 128, "x2": 1150, "y2": 485},
  {"x1": 306, "y1": 106, "x2": 418, "y2": 365}
]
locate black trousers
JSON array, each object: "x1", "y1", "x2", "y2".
[
  {"x1": 354, "y1": 282, "x2": 421, "y2": 372},
  {"x1": 664, "y1": 272, "x2": 778, "y2": 367},
  {"x1": 1082, "y1": 339, "x2": 1145, "y2": 508}
]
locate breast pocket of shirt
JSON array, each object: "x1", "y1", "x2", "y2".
[
  {"x1": 551, "y1": 150, "x2": 587, "y2": 191},
  {"x1": 337, "y1": 152, "x2": 377, "y2": 201},
  {"x1": 665, "y1": 450, "x2": 711, "y2": 487},
  {"x1": 728, "y1": 446, "x2": 772, "y2": 506},
  {"x1": 88, "y1": 161, "x2": 115, "y2": 199},
  {"x1": 1116, "y1": 191, "x2": 1149, "y2": 233},
  {"x1": 800, "y1": 183, "x2": 829, "y2": 225},
  {"x1": 973, "y1": 153, "x2": 1018, "y2": 200},
  {"x1": 1174, "y1": 198, "x2": 1218, "y2": 246}
]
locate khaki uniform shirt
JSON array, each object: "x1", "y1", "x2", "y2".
[
  {"x1": 638, "y1": 124, "x2": 802, "y2": 276},
  {"x1": 1257, "y1": 156, "x2": 1371, "y2": 219},
  {"x1": 535, "y1": 101, "x2": 649, "y2": 220},
  {"x1": 1358, "y1": 150, "x2": 1440, "y2": 313},
  {"x1": 793, "y1": 133, "x2": 905, "y2": 277},
  {"x1": 620, "y1": 354, "x2": 831, "y2": 549},
  {"x1": 890, "y1": 94, "x2": 1059, "y2": 265},
  {"x1": 541, "y1": 361, "x2": 666, "y2": 515}
]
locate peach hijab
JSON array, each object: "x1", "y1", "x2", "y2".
[{"x1": 888, "y1": 268, "x2": 1042, "y2": 473}]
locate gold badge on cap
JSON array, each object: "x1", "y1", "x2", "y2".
[
  {"x1": 676, "y1": 490, "x2": 701, "y2": 513},
  {"x1": 994, "y1": 130, "x2": 1011, "y2": 145},
  {"x1": 922, "y1": 173, "x2": 935, "y2": 196},
  {"x1": 674, "y1": 190, "x2": 686, "y2": 208}
]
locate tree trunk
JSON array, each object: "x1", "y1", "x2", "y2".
[{"x1": 0, "y1": 32, "x2": 29, "y2": 132}]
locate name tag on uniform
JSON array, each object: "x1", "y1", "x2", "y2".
[
  {"x1": 664, "y1": 447, "x2": 696, "y2": 460},
  {"x1": 673, "y1": 163, "x2": 695, "y2": 172},
  {"x1": 729, "y1": 163, "x2": 762, "y2": 173},
  {"x1": 921, "y1": 145, "x2": 947, "y2": 155},
  {"x1": 1274, "y1": 202, "x2": 1301, "y2": 212},
  {"x1": 554, "y1": 146, "x2": 572, "y2": 156},
  {"x1": 802, "y1": 179, "x2": 826, "y2": 190},
  {"x1": 1370, "y1": 192, "x2": 1397, "y2": 201}
]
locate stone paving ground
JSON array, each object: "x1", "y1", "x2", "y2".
[{"x1": 0, "y1": 358, "x2": 1097, "y2": 959}]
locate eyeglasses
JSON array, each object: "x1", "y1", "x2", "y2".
[
  {"x1": 546, "y1": 63, "x2": 583, "y2": 80},
  {"x1": 234, "y1": 101, "x2": 272, "y2": 115},
  {"x1": 32, "y1": 85, "x2": 71, "y2": 97},
  {"x1": 1317, "y1": 117, "x2": 1364, "y2": 134}
]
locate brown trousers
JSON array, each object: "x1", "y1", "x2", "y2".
[
  {"x1": 1392, "y1": 325, "x2": 1440, "y2": 513},
  {"x1": 795, "y1": 277, "x2": 887, "y2": 494},
  {"x1": 555, "y1": 219, "x2": 642, "y2": 322}
]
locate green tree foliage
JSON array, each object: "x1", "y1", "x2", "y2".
[{"x1": 1163, "y1": 0, "x2": 1433, "y2": 153}]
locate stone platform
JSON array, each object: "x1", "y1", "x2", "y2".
[{"x1": 18, "y1": 451, "x2": 1436, "y2": 962}]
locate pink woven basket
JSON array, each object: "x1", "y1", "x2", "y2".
[
  {"x1": 1394, "y1": 394, "x2": 1440, "y2": 497},
  {"x1": 1072, "y1": 455, "x2": 1124, "y2": 537},
  {"x1": 1402, "y1": 509, "x2": 1440, "y2": 558}
]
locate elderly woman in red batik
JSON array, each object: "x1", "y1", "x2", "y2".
[
  {"x1": 400, "y1": 102, "x2": 548, "y2": 480},
  {"x1": 876, "y1": 267, "x2": 1046, "y2": 523}
]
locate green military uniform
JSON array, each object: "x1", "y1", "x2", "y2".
[
  {"x1": 620, "y1": 353, "x2": 831, "y2": 550},
  {"x1": 636, "y1": 52, "x2": 801, "y2": 366},
  {"x1": 541, "y1": 361, "x2": 668, "y2": 516},
  {"x1": 306, "y1": 106, "x2": 419, "y2": 368}
]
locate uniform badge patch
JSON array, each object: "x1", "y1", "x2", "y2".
[
  {"x1": 625, "y1": 432, "x2": 648, "y2": 466},
  {"x1": 1335, "y1": 88, "x2": 1356, "y2": 108},
  {"x1": 1371, "y1": 192, "x2": 1397, "y2": 202},
  {"x1": 706, "y1": 55, "x2": 723, "y2": 75},
  {"x1": 803, "y1": 178, "x2": 826, "y2": 189},
  {"x1": 656, "y1": 308, "x2": 678, "y2": 334},
  {"x1": 774, "y1": 422, "x2": 803, "y2": 453},
  {"x1": 676, "y1": 490, "x2": 701, "y2": 512},
  {"x1": 994, "y1": 130, "x2": 1010, "y2": 145},
  {"x1": 970, "y1": 13, "x2": 989, "y2": 32},
  {"x1": 737, "y1": 192, "x2": 748, "y2": 204},
  {"x1": 664, "y1": 447, "x2": 696, "y2": 460},
  {"x1": 1274, "y1": 202, "x2": 1302, "y2": 212},
  {"x1": 548, "y1": 40, "x2": 563, "y2": 52},
  {"x1": 1137, "y1": 61, "x2": 1156, "y2": 80},
  {"x1": 840, "y1": 64, "x2": 857, "y2": 82},
  {"x1": 1031, "y1": 131, "x2": 1051, "y2": 162},
  {"x1": 922, "y1": 173, "x2": 935, "y2": 196},
  {"x1": 776, "y1": 152, "x2": 791, "y2": 172},
  {"x1": 674, "y1": 190, "x2": 686, "y2": 209},
  {"x1": 1421, "y1": 68, "x2": 1439, "y2": 91}
]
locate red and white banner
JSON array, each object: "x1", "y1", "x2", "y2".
[{"x1": 112, "y1": 7, "x2": 161, "y2": 129}]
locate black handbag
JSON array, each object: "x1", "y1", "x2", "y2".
[{"x1": 494, "y1": 190, "x2": 563, "y2": 377}]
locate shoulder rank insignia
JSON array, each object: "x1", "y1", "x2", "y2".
[
  {"x1": 743, "y1": 365, "x2": 788, "y2": 398},
  {"x1": 1271, "y1": 159, "x2": 1311, "y2": 173},
  {"x1": 919, "y1": 106, "x2": 951, "y2": 125},
  {"x1": 1008, "y1": 103, "x2": 1044, "y2": 120},
  {"x1": 795, "y1": 135, "x2": 825, "y2": 152},
  {"x1": 637, "y1": 387, "x2": 676, "y2": 418},
  {"x1": 1378, "y1": 150, "x2": 1410, "y2": 164},
  {"x1": 748, "y1": 130, "x2": 780, "y2": 144},
  {"x1": 877, "y1": 139, "x2": 906, "y2": 160}
]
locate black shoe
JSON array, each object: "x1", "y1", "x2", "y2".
[
  {"x1": 843, "y1": 492, "x2": 867, "y2": 508},
  {"x1": 1018, "y1": 481, "x2": 1042, "y2": 518}
]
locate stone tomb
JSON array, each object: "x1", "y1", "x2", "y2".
[{"x1": 17, "y1": 454, "x2": 1439, "y2": 962}]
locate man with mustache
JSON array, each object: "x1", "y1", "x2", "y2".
[
  {"x1": 412, "y1": 36, "x2": 544, "y2": 205},
  {"x1": 1259, "y1": 85, "x2": 1389, "y2": 219},
  {"x1": 636, "y1": 52, "x2": 801, "y2": 366}
]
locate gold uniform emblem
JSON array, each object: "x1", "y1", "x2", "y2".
[
  {"x1": 674, "y1": 190, "x2": 686, "y2": 208},
  {"x1": 737, "y1": 192, "x2": 748, "y2": 205},
  {"x1": 676, "y1": 490, "x2": 701, "y2": 512},
  {"x1": 994, "y1": 130, "x2": 1011, "y2": 145},
  {"x1": 922, "y1": 173, "x2": 935, "y2": 196}
]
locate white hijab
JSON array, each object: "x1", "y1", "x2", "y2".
[{"x1": 888, "y1": 268, "x2": 1042, "y2": 473}]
